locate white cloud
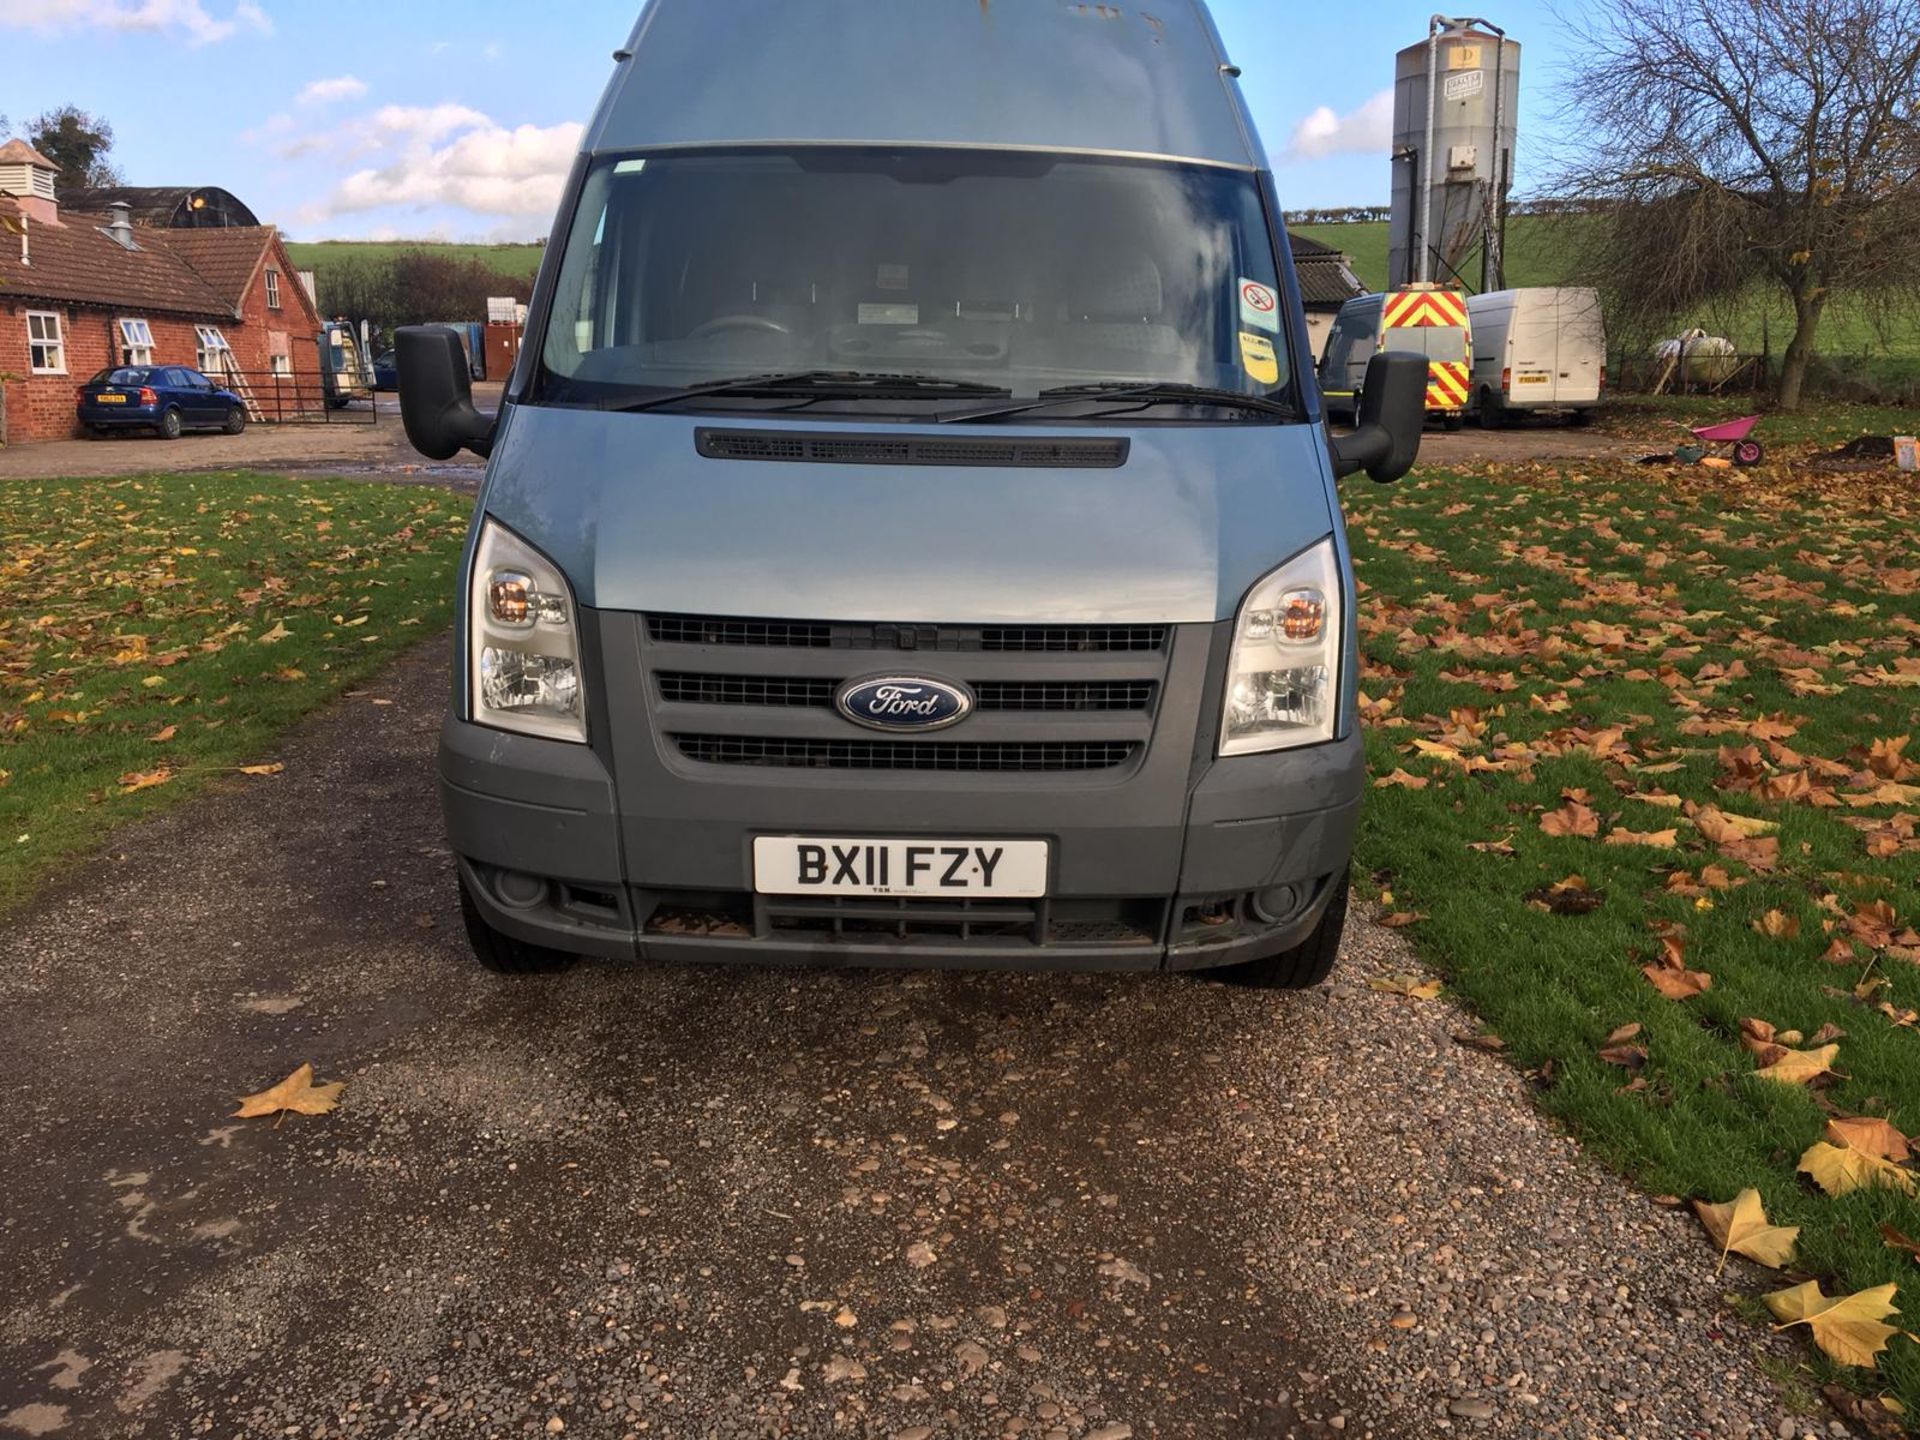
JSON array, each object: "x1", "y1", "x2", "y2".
[
  {"x1": 316, "y1": 107, "x2": 584, "y2": 225},
  {"x1": 0, "y1": 0, "x2": 271, "y2": 44},
  {"x1": 1284, "y1": 88, "x2": 1395, "y2": 161},
  {"x1": 298, "y1": 75, "x2": 368, "y2": 107}
]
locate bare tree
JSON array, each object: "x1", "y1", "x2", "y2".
[{"x1": 1556, "y1": 0, "x2": 1920, "y2": 409}]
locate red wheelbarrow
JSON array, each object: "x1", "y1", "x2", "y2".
[{"x1": 1687, "y1": 415, "x2": 1766, "y2": 466}]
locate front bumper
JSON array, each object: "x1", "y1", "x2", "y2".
[{"x1": 440, "y1": 711, "x2": 1364, "y2": 973}]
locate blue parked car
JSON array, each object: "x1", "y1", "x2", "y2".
[
  {"x1": 76, "y1": 365, "x2": 248, "y2": 440},
  {"x1": 372, "y1": 350, "x2": 399, "y2": 392}
]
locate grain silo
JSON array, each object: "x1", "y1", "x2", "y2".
[{"x1": 1386, "y1": 17, "x2": 1520, "y2": 292}]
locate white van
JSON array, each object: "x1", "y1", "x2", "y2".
[{"x1": 1466, "y1": 287, "x2": 1605, "y2": 426}]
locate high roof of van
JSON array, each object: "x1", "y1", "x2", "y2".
[{"x1": 588, "y1": 0, "x2": 1267, "y2": 169}]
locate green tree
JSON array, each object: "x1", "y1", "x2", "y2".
[
  {"x1": 27, "y1": 106, "x2": 123, "y2": 189},
  {"x1": 1558, "y1": 0, "x2": 1920, "y2": 410}
]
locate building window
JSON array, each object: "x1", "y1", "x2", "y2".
[
  {"x1": 194, "y1": 324, "x2": 232, "y2": 376},
  {"x1": 27, "y1": 311, "x2": 65, "y2": 374},
  {"x1": 118, "y1": 318, "x2": 155, "y2": 366},
  {"x1": 269, "y1": 353, "x2": 292, "y2": 378},
  {"x1": 265, "y1": 268, "x2": 282, "y2": 309}
]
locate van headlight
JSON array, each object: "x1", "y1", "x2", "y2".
[
  {"x1": 1219, "y1": 540, "x2": 1340, "y2": 756},
  {"x1": 468, "y1": 518, "x2": 586, "y2": 743}
]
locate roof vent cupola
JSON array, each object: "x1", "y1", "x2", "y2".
[{"x1": 0, "y1": 139, "x2": 61, "y2": 225}]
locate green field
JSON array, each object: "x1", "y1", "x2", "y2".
[
  {"x1": 284, "y1": 240, "x2": 546, "y2": 280},
  {"x1": 1291, "y1": 216, "x2": 1918, "y2": 360}
]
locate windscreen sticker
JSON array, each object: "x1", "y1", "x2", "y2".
[
  {"x1": 876, "y1": 263, "x2": 911, "y2": 292},
  {"x1": 857, "y1": 302, "x2": 920, "y2": 326},
  {"x1": 1238, "y1": 331, "x2": 1279, "y2": 385},
  {"x1": 1238, "y1": 278, "x2": 1280, "y2": 333}
]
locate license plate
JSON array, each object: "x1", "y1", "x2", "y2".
[
  {"x1": 1515, "y1": 372, "x2": 1550, "y2": 386},
  {"x1": 753, "y1": 836, "x2": 1049, "y2": 898},
  {"x1": 96, "y1": 393, "x2": 127, "y2": 404}
]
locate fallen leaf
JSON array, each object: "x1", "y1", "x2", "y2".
[
  {"x1": 149, "y1": 725, "x2": 177, "y2": 744},
  {"x1": 1377, "y1": 911, "x2": 1426, "y2": 929},
  {"x1": 1826, "y1": 1117, "x2": 1911, "y2": 1163},
  {"x1": 1692, "y1": 1188, "x2": 1799, "y2": 1271},
  {"x1": 1525, "y1": 875, "x2": 1605, "y2": 915},
  {"x1": 1643, "y1": 959, "x2": 1712, "y2": 1001},
  {"x1": 1368, "y1": 973, "x2": 1443, "y2": 999},
  {"x1": 1755, "y1": 909, "x2": 1802, "y2": 940},
  {"x1": 1540, "y1": 801, "x2": 1601, "y2": 838},
  {"x1": 257, "y1": 620, "x2": 291, "y2": 645},
  {"x1": 1755, "y1": 1043, "x2": 1840, "y2": 1086},
  {"x1": 1881, "y1": 1224, "x2": 1920, "y2": 1266},
  {"x1": 904, "y1": 1241, "x2": 937, "y2": 1269},
  {"x1": 233, "y1": 1062, "x2": 344, "y2": 1119},
  {"x1": 1799, "y1": 1142, "x2": 1918, "y2": 1198},
  {"x1": 117, "y1": 768, "x2": 173, "y2": 794},
  {"x1": 1374, "y1": 768, "x2": 1430, "y2": 790},
  {"x1": 1097, "y1": 1257, "x2": 1151, "y2": 1288},
  {"x1": 238, "y1": 763, "x2": 285, "y2": 777},
  {"x1": 1606, "y1": 826, "x2": 1679, "y2": 849},
  {"x1": 1452, "y1": 1031, "x2": 1506, "y2": 1053},
  {"x1": 1764, "y1": 1280, "x2": 1901, "y2": 1369}
]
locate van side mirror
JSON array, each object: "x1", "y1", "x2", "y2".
[
  {"x1": 1328, "y1": 351, "x2": 1425, "y2": 483},
  {"x1": 397, "y1": 326, "x2": 494, "y2": 460}
]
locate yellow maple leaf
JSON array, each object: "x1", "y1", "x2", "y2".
[
  {"x1": 1692, "y1": 1188, "x2": 1799, "y2": 1271},
  {"x1": 233, "y1": 1062, "x2": 345, "y2": 1120},
  {"x1": 1798, "y1": 1142, "x2": 1917, "y2": 1198},
  {"x1": 1764, "y1": 1280, "x2": 1901, "y2": 1369},
  {"x1": 117, "y1": 768, "x2": 173, "y2": 794},
  {"x1": 1753, "y1": 1042, "x2": 1839, "y2": 1085},
  {"x1": 1827, "y1": 1116, "x2": 1912, "y2": 1163},
  {"x1": 257, "y1": 620, "x2": 292, "y2": 645}
]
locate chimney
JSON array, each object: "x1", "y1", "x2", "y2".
[
  {"x1": 0, "y1": 138, "x2": 60, "y2": 226},
  {"x1": 105, "y1": 200, "x2": 138, "y2": 251}
]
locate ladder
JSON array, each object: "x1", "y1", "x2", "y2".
[{"x1": 215, "y1": 348, "x2": 264, "y2": 422}]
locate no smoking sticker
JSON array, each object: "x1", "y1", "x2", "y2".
[{"x1": 1238, "y1": 277, "x2": 1279, "y2": 333}]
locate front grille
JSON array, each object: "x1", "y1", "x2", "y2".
[
  {"x1": 696, "y1": 428, "x2": 1130, "y2": 469},
  {"x1": 657, "y1": 673, "x2": 1154, "y2": 714},
  {"x1": 642, "y1": 892, "x2": 1166, "y2": 948},
  {"x1": 657, "y1": 673, "x2": 836, "y2": 707},
  {"x1": 975, "y1": 681, "x2": 1154, "y2": 711},
  {"x1": 648, "y1": 614, "x2": 1167, "y2": 654},
  {"x1": 672, "y1": 735, "x2": 1137, "y2": 772}
]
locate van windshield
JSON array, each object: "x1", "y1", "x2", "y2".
[{"x1": 535, "y1": 148, "x2": 1297, "y2": 420}]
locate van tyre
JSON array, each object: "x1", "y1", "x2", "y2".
[
  {"x1": 458, "y1": 878, "x2": 577, "y2": 975},
  {"x1": 1477, "y1": 389, "x2": 1505, "y2": 429},
  {"x1": 157, "y1": 408, "x2": 183, "y2": 440},
  {"x1": 1217, "y1": 881, "x2": 1348, "y2": 990}
]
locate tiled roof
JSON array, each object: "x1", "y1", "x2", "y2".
[
  {"x1": 1295, "y1": 253, "x2": 1369, "y2": 309},
  {"x1": 0, "y1": 139, "x2": 58, "y2": 169},
  {"x1": 1287, "y1": 231, "x2": 1343, "y2": 258},
  {"x1": 0, "y1": 198, "x2": 232, "y2": 317},
  {"x1": 160, "y1": 228, "x2": 271, "y2": 309}
]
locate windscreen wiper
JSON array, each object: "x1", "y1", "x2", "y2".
[
  {"x1": 938, "y1": 380, "x2": 1293, "y2": 425},
  {"x1": 599, "y1": 371, "x2": 1012, "y2": 414}
]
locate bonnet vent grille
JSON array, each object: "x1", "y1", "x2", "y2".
[{"x1": 695, "y1": 428, "x2": 1128, "y2": 469}]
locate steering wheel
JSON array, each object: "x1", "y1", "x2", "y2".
[{"x1": 689, "y1": 314, "x2": 792, "y2": 340}]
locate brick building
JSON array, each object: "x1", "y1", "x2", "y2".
[{"x1": 0, "y1": 140, "x2": 325, "y2": 443}]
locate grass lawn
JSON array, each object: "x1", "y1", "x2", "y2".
[
  {"x1": 284, "y1": 239, "x2": 546, "y2": 279},
  {"x1": 0, "y1": 472, "x2": 471, "y2": 913},
  {"x1": 1344, "y1": 452, "x2": 1920, "y2": 1416}
]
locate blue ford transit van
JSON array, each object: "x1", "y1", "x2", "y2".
[{"x1": 399, "y1": 0, "x2": 1424, "y2": 983}]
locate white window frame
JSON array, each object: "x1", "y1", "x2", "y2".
[
  {"x1": 269, "y1": 352, "x2": 292, "y2": 378},
  {"x1": 27, "y1": 310, "x2": 65, "y2": 375},
  {"x1": 194, "y1": 324, "x2": 232, "y2": 376},
  {"x1": 118, "y1": 317, "x2": 155, "y2": 366},
  {"x1": 264, "y1": 267, "x2": 281, "y2": 310}
]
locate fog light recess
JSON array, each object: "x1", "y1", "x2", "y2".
[
  {"x1": 492, "y1": 870, "x2": 550, "y2": 911},
  {"x1": 1250, "y1": 885, "x2": 1300, "y2": 925}
]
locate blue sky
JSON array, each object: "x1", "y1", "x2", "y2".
[{"x1": 0, "y1": 0, "x2": 1568, "y2": 241}]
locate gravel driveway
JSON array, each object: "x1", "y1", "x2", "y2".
[{"x1": 0, "y1": 642, "x2": 1841, "y2": 1440}]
